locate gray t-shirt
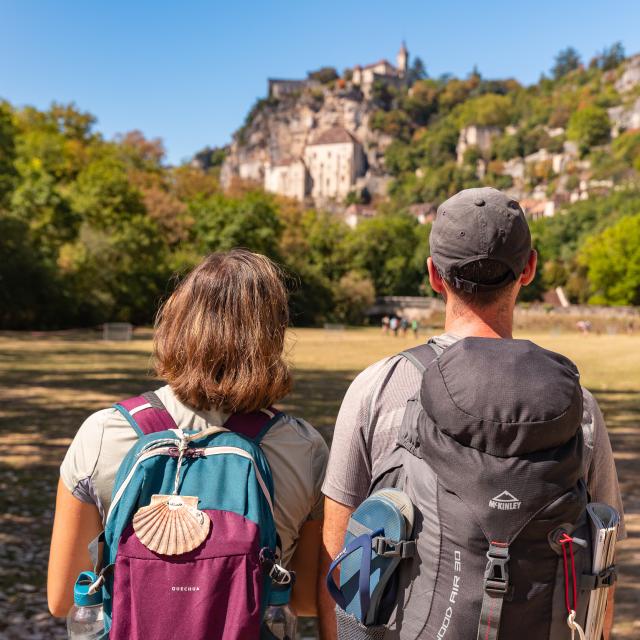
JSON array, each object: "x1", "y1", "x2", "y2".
[
  {"x1": 322, "y1": 334, "x2": 626, "y2": 538},
  {"x1": 61, "y1": 384, "x2": 329, "y2": 565}
]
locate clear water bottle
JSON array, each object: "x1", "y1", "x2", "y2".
[
  {"x1": 67, "y1": 571, "x2": 104, "y2": 639},
  {"x1": 264, "y1": 586, "x2": 297, "y2": 640}
]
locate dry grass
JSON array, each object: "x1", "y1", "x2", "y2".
[{"x1": 0, "y1": 327, "x2": 637, "y2": 637}]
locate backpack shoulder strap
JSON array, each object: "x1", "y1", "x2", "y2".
[
  {"x1": 399, "y1": 340, "x2": 442, "y2": 373},
  {"x1": 114, "y1": 391, "x2": 178, "y2": 437},
  {"x1": 223, "y1": 407, "x2": 284, "y2": 444}
]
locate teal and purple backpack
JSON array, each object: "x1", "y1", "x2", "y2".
[{"x1": 89, "y1": 391, "x2": 292, "y2": 639}]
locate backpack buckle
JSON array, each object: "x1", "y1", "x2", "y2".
[
  {"x1": 372, "y1": 537, "x2": 416, "y2": 558},
  {"x1": 484, "y1": 543, "x2": 510, "y2": 596}
]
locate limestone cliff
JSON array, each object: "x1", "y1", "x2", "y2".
[{"x1": 220, "y1": 84, "x2": 393, "y2": 203}]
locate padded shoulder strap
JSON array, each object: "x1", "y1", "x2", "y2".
[
  {"x1": 399, "y1": 340, "x2": 442, "y2": 373},
  {"x1": 114, "y1": 391, "x2": 178, "y2": 437},
  {"x1": 224, "y1": 407, "x2": 284, "y2": 443}
]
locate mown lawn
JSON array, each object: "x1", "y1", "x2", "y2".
[{"x1": 0, "y1": 327, "x2": 637, "y2": 637}]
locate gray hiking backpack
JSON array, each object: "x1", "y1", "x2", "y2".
[{"x1": 369, "y1": 337, "x2": 616, "y2": 640}]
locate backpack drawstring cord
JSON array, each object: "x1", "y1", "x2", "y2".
[
  {"x1": 172, "y1": 431, "x2": 189, "y2": 495},
  {"x1": 559, "y1": 533, "x2": 586, "y2": 640}
]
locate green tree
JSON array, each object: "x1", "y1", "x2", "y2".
[
  {"x1": 579, "y1": 214, "x2": 640, "y2": 305},
  {"x1": 402, "y1": 79, "x2": 440, "y2": 126},
  {"x1": 190, "y1": 191, "x2": 283, "y2": 259},
  {"x1": 69, "y1": 154, "x2": 146, "y2": 229},
  {"x1": 0, "y1": 102, "x2": 17, "y2": 206},
  {"x1": 596, "y1": 42, "x2": 626, "y2": 71},
  {"x1": 308, "y1": 67, "x2": 338, "y2": 84},
  {"x1": 407, "y1": 57, "x2": 428, "y2": 84},
  {"x1": 58, "y1": 215, "x2": 170, "y2": 324},
  {"x1": 567, "y1": 106, "x2": 610, "y2": 153},
  {"x1": 0, "y1": 214, "x2": 57, "y2": 328},
  {"x1": 552, "y1": 47, "x2": 582, "y2": 79},
  {"x1": 10, "y1": 160, "x2": 77, "y2": 256},
  {"x1": 344, "y1": 214, "x2": 423, "y2": 295},
  {"x1": 332, "y1": 271, "x2": 376, "y2": 324},
  {"x1": 370, "y1": 109, "x2": 412, "y2": 141},
  {"x1": 457, "y1": 93, "x2": 513, "y2": 128}
]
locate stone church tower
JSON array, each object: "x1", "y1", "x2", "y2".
[{"x1": 397, "y1": 41, "x2": 409, "y2": 76}]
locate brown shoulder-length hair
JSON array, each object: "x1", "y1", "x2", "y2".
[{"x1": 154, "y1": 249, "x2": 292, "y2": 413}]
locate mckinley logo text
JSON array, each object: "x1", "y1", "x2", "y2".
[{"x1": 489, "y1": 491, "x2": 522, "y2": 510}]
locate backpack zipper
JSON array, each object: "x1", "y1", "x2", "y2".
[{"x1": 106, "y1": 444, "x2": 274, "y2": 523}]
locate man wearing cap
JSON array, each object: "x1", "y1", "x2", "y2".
[{"x1": 318, "y1": 187, "x2": 625, "y2": 639}]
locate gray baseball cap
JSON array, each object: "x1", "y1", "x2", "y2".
[{"x1": 429, "y1": 187, "x2": 531, "y2": 292}]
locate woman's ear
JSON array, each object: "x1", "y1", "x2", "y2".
[
  {"x1": 520, "y1": 250, "x2": 538, "y2": 286},
  {"x1": 427, "y1": 257, "x2": 446, "y2": 294}
]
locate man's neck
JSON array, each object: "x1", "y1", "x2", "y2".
[{"x1": 443, "y1": 302, "x2": 514, "y2": 339}]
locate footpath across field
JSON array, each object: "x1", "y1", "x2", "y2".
[{"x1": 0, "y1": 328, "x2": 637, "y2": 638}]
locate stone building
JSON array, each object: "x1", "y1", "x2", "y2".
[
  {"x1": 303, "y1": 127, "x2": 367, "y2": 200},
  {"x1": 351, "y1": 43, "x2": 409, "y2": 96},
  {"x1": 263, "y1": 127, "x2": 367, "y2": 202},
  {"x1": 264, "y1": 159, "x2": 309, "y2": 201},
  {"x1": 268, "y1": 79, "x2": 308, "y2": 99},
  {"x1": 456, "y1": 125, "x2": 501, "y2": 164}
]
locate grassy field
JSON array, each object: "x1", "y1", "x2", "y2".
[{"x1": 0, "y1": 327, "x2": 638, "y2": 637}]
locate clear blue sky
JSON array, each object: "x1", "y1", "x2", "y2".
[{"x1": 2, "y1": 1, "x2": 640, "y2": 164}]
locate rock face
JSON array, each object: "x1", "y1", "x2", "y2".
[
  {"x1": 221, "y1": 85, "x2": 393, "y2": 206},
  {"x1": 608, "y1": 97, "x2": 640, "y2": 137},
  {"x1": 615, "y1": 54, "x2": 640, "y2": 94}
]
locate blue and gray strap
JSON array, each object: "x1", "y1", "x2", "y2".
[{"x1": 326, "y1": 528, "x2": 385, "y2": 622}]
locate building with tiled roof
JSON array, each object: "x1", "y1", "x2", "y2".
[
  {"x1": 351, "y1": 43, "x2": 409, "y2": 96},
  {"x1": 308, "y1": 127, "x2": 358, "y2": 146}
]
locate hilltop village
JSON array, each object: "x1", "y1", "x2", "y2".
[{"x1": 219, "y1": 43, "x2": 640, "y2": 227}]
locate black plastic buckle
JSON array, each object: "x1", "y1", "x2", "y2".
[
  {"x1": 484, "y1": 544, "x2": 510, "y2": 596},
  {"x1": 581, "y1": 566, "x2": 617, "y2": 590},
  {"x1": 596, "y1": 566, "x2": 617, "y2": 588},
  {"x1": 373, "y1": 537, "x2": 416, "y2": 559}
]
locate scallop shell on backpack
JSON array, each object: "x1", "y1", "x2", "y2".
[{"x1": 132, "y1": 494, "x2": 211, "y2": 555}]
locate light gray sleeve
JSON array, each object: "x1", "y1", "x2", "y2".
[
  {"x1": 60, "y1": 409, "x2": 109, "y2": 516},
  {"x1": 321, "y1": 360, "x2": 388, "y2": 508},
  {"x1": 583, "y1": 389, "x2": 627, "y2": 540}
]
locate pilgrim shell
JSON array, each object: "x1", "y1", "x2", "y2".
[{"x1": 133, "y1": 494, "x2": 210, "y2": 555}]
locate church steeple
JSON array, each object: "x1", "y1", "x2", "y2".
[{"x1": 397, "y1": 41, "x2": 409, "y2": 75}]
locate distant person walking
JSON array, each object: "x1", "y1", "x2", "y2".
[
  {"x1": 400, "y1": 317, "x2": 409, "y2": 337},
  {"x1": 389, "y1": 316, "x2": 399, "y2": 336},
  {"x1": 49, "y1": 250, "x2": 329, "y2": 637},
  {"x1": 577, "y1": 319, "x2": 593, "y2": 335},
  {"x1": 381, "y1": 315, "x2": 390, "y2": 334},
  {"x1": 411, "y1": 318, "x2": 419, "y2": 338}
]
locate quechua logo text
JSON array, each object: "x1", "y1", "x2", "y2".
[{"x1": 489, "y1": 491, "x2": 522, "y2": 510}]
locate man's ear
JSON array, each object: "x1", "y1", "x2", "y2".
[
  {"x1": 520, "y1": 250, "x2": 538, "y2": 286},
  {"x1": 427, "y1": 257, "x2": 446, "y2": 294}
]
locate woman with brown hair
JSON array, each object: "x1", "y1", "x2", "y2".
[{"x1": 48, "y1": 249, "x2": 328, "y2": 623}]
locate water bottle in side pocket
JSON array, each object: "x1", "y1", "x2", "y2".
[{"x1": 67, "y1": 571, "x2": 104, "y2": 639}]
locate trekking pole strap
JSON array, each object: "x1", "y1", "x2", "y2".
[{"x1": 476, "y1": 542, "x2": 510, "y2": 640}]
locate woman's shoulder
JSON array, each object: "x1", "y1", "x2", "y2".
[
  {"x1": 262, "y1": 413, "x2": 329, "y2": 488},
  {"x1": 269, "y1": 413, "x2": 328, "y2": 451}
]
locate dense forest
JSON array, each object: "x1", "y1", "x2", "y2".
[{"x1": 1, "y1": 45, "x2": 639, "y2": 328}]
